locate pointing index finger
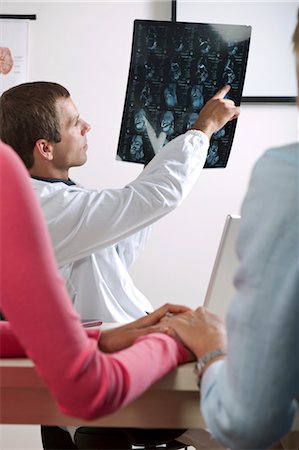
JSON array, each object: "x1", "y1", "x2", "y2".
[{"x1": 212, "y1": 85, "x2": 231, "y2": 99}]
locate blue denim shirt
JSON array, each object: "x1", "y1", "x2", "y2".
[{"x1": 201, "y1": 143, "x2": 299, "y2": 449}]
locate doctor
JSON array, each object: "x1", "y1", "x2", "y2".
[{"x1": 0, "y1": 82, "x2": 239, "y2": 323}]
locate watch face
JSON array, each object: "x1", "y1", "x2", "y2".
[{"x1": 195, "y1": 349, "x2": 227, "y2": 379}]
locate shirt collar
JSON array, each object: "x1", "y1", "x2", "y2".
[{"x1": 31, "y1": 175, "x2": 76, "y2": 186}]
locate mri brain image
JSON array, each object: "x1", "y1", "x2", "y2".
[
  {"x1": 129, "y1": 135, "x2": 144, "y2": 161},
  {"x1": 196, "y1": 60, "x2": 209, "y2": 83},
  {"x1": 206, "y1": 141, "x2": 220, "y2": 166},
  {"x1": 117, "y1": 20, "x2": 251, "y2": 167},
  {"x1": 190, "y1": 84, "x2": 204, "y2": 110},
  {"x1": 170, "y1": 57, "x2": 182, "y2": 82},
  {"x1": 161, "y1": 111, "x2": 174, "y2": 135},
  {"x1": 146, "y1": 26, "x2": 158, "y2": 51},
  {"x1": 134, "y1": 109, "x2": 147, "y2": 132},
  {"x1": 140, "y1": 83, "x2": 152, "y2": 107},
  {"x1": 186, "y1": 112, "x2": 199, "y2": 131},
  {"x1": 164, "y1": 83, "x2": 178, "y2": 108}
]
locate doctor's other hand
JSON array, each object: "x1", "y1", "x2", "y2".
[
  {"x1": 99, "y1": 303, "x2": 192, "y2": 353},
  {"x1": 192, "y1": 85, "x2": 240, "y2": 140},
  {"x1": 160, "y1": 306, "x2": 227, "y2": 360}
]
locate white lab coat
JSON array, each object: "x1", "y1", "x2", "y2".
[{"x1": 31, "y1": 130, "x2": 209, "y2": 322}]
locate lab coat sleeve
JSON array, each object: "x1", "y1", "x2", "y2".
[
  {"x1": 115, "y1": 226, "x2": 152, "y2": 268},
  {"x1": 34, "y1": 130, "x2": 208, "y2": 266}
]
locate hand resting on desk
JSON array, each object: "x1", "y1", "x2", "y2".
[
  {"x1": 159, "y1": 306, "x2": 227, "y2": 362},
  {"x1": 99, "y1": 303, "x2": 192, "y2": 353}
]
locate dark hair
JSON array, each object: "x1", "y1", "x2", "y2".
[{"x1": 0, "y1": 81, "x2": 70, "y2": 168}]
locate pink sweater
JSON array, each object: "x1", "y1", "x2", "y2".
[{"x1": 0, "y1": 142, "x2": 188, "y2": 420}]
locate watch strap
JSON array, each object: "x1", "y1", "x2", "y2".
[{"x1": 194, "y1": 348, "x2": 226, "y2": 388}]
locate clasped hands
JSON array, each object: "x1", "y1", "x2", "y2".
[{"x1": 99, "y1": 303, "x2": 227, "y2": 362}]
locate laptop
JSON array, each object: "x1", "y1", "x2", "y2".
[{"x1": 203, "y1": 214, "x2": 241, "y2": 319}]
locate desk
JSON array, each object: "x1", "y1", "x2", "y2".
[
  {"x1": 1, "y1": 358, "x2": 299, "y2": 432},
  {"x1": 0, "y1": 358, "x2": 205, "y2": 428}
]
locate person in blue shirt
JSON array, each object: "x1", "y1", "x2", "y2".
[{"x1": 162, "y1": 10, "x2": 299, "y2": 450}]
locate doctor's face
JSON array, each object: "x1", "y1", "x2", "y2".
[{"x1": 51, "y1": 96, "x2": 91, "y2": 170}]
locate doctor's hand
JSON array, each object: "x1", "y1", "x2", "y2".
[
  {"x1": 99, "y1": 303, "x2": 192, "y2": 353},
  {"x1": 159, "y1": 306, "x2": 227, "y2": 360},
  {"x1": 192, "y1": 85, "x2": 240, "y2": 140}
]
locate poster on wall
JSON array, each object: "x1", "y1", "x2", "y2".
[
  {"x1": 117, "y1": 20, "x2": 251, "y2": 168},
  {"x1": 0, "y1": 19, "x2": 29, "y2": 95}
]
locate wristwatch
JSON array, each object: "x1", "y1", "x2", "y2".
[{"x1": 194, "y1": 348, "x2": 226, "y2": 388}]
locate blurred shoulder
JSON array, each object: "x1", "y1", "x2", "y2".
[{"x1": 260, "y1": 142, "x2": 298, "y2": 165}]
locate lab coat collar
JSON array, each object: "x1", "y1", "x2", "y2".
[{"x1": 31, "y1": 175, "x2": 76, "y2": 186}]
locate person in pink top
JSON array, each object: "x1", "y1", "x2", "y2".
[{"x1": 0, "y1": 140, "x2": 190, "y2": 429}]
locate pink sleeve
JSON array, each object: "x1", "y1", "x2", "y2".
[
  {"x1": 0, "y1": 322, "x2": 26, "y2": 357},
  {"x1": 0, "y1": 142, "x2": 187, "y2": 420},
  {"x1": 109, "y1": 333, "x2": 188, "y2": 408},
  {"x1": 0, "y1": 321, "x2": 99, "y2": 358}
]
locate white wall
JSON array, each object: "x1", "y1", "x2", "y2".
[
  {"x1": 1, "y1": 2, "x2": 297, "y2": 449},
  {"x1": 177, "y1": 1, "x2": 299, "y2": 97}
]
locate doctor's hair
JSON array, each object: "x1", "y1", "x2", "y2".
[{"x1": 0, "y1": 81, "x2": 70, "y2": 169}]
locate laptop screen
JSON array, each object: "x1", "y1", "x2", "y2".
[{"x1": 203, "y1": 214, "x2": 241, "y2": 319}]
